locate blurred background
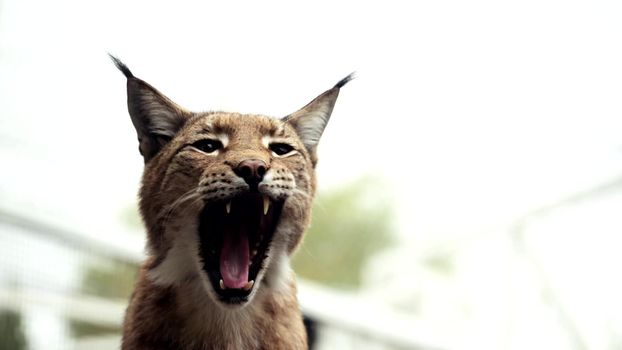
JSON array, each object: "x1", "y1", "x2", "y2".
[{"x1": 1, "y1": 0, "x2": 621, "y2": 349}]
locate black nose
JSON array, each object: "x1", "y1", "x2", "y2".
[{"x1": 234, "y1": 159, "x2": 268, "y2": 188}]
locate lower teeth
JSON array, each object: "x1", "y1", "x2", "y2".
[
  {"x1": 218, "y1": 279, "x2": 255, "y2": 291},
  {"x1": 243, "y1": 280, "x2": 255, "y2": 291}
]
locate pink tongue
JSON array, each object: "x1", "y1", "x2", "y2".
[{"x1": 219, "y1": 231, "x2": 250, "y2": 289}]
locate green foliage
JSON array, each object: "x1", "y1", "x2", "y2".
[
  {"x1": 292, "y1": 177, "x2": 394, "y2": 289},
  {"x1": 120, "y1": 204, "x2": 143, "y2": 231},
  {"x1": 68, "y1": 321, "x2": 120, "y2": 340},
  {"x1": 0, "y1": 310, "x2": 28, "y2": 350},
  {"x1": 422, "y1": 250, "x2": 456, "y2": 275},
  {"x1": 80, "y1": 260, "x2": 137, "y2": 300},
  {"x1": 70, "y1": 260, "x2": 138, "y2": 339}
]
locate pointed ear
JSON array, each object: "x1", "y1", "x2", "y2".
[
  {"x1": 283, "y1": 73, "x2": 354, "y2": 162},
  {"x1": 110, "y1": 55, "x2": 191, "y2": 162}
]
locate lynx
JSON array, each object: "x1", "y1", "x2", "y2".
[{"x1": 110, "y1": 55, "x2": 352, "y2": 350}]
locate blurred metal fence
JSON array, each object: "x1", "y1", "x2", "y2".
[{"x1": 0, "y1": 208, "x2": 447, "y2": 350}]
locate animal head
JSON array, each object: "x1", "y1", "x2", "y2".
[{"x1": 111, "y1": 55, "x2": 352, "y2": 307}]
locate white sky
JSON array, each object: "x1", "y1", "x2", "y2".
[
  {"x1": 1, "y1": 0, "x2": 621, "y2": 242},
  {"x1": 1, "y1": 1, "x2": 622, "y2": 348}
]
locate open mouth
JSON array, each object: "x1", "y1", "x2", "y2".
[{"x1": 198, "y1": 193, "x2": 283, "y2": 304}]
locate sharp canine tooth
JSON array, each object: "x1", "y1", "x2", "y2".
[
  {"x1": 243, "y1": 280, "x2": 254, "y2": 291},
  {"x1": 225, "y1": 201, "x2": 231, "y2": 214},
  {"x1": 263, "y1": 196, "x2": 270, "y2": 215},
  {"x1": 219, "y1": 279, "x2": 226, "y2": 290}
]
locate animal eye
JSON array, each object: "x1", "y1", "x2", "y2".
[
  {"x1": 269, "y1": 143, "x2": 294, "y2": 156},
  {"x1": 192, "y1": 139, "x2": 223, "y2": 154}
]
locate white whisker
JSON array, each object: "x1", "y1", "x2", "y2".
[
  {"x1": 158, "y1": 188, "x2": 202, "y2": 228},
  {"x1": 291, "y1": 188, "x2": 311, "y2": 200}
]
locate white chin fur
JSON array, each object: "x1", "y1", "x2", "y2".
[{"x1": 264, "y1": 251, "x2": 292, "y2": 293}]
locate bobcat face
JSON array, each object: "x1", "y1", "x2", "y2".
[
  {"x1": 111, "y1": 56, "x2": 352, "y2": 307},
  {"x1": 143, "y1": 113, "x2": 316, "y2": 306}
]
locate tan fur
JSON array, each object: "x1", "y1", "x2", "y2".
[{"x1": 111, "y1": 57, "x2": 351, "y2": 350}]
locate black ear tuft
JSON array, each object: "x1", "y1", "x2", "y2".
[
  {"x1": 109, "y1": 54, "x2": 190, "y2": 162},
  {"x1": 283, "y1": 73, "x2": 354, "y2": 165},
  {"x1": 108, "y1": 53, "x2": 134, "y2": 78},
  {"x1": 334, "y1": 72, "x2": 356, "y2": 89}
]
